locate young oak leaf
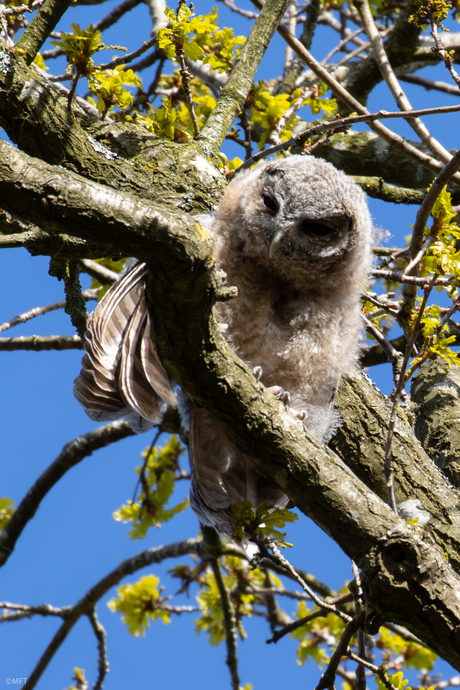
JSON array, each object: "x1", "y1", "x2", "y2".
[
  {"x1": 231, "y1": 500, "x2": 298, "y2": 547},
  {"x1": 108, "y1": 574, "x2": 170, "y2": 636}
]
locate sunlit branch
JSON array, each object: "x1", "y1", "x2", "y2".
[
  {"x1": 237, "y1": 103, "x2": 460, "y2": 172},
  {"x1": 0, "y1": 335, "x2": 83, "y2": 351},
  {"x1": 354, "y1": 0, "x2": 452, "y2": 164},
  {"x1": 399, "y1": 73, "x2": 460, "y2": 97},
  {"x1": 250, "y1": 0, "x2": 460, "y2": 184}
]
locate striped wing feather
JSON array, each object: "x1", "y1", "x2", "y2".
[{"x1": 74, "y1": 262, "x2": 176, "y2": 429}]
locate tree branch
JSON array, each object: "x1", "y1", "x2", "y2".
[
  {"x1": 250, "y1": 0, "x2": 460, "y2": 185},
  {"x1": 199, "y1": 0, "x2": 291, "y2": 154},
  {"x1": 0, "y1": 289, "x2": 97, "y2": 334},
  {"x1": 15, "y1": 0, "x2": 73, "y2": 64},
  {"x1": 210, "y1": 559, "x2": 240, "y2": 690},
  {"x1": 23, "y1": 539, "x2": 202, "y2": 690},
  {"x1": 0, "y1": 421, "x2": 135, "y2": 567},
  {"x1": 0, "y1": 335, "x2": 83, "y2": 350}
]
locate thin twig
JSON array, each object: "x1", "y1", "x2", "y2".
[
  {"x1": 0, "y1": 602, "x2": 71, "y2": 622},
  {"x1": 267, "y1": 603, "x2": 344, "y2": 644},
  {"x1": 236, "y1": 102, "x2": 460, "y2": 172},
  {"x1": 22, "y1": 539, "x2": 203, "y2": 690},
  {"x1": 248, "y1": 0, "x2": 460, "y2": 184},
  {"x1": 371, "y1": 270, "x2": 450, "y2": 286},
  {"x1": 267, "y1": 542, "x2": 352, "y2": 623},
  {"x1": 350, "y1": 562, "x2": 367, "y2": 690},
  {"x1": 80, "y1": 259, "x2": 119, "y2": 285},
  {"x1": 87, "y1": 607, "x2": 109, "y2": 690},
  {"x1": 384, "y1": 273, "x2": 437, "y2": 514},
  {"x1": 131, "y1": 428, "x2": 162, "y2": 506},
  {"x1": 0, "y1": 421, "x2": 135, "y2": 568},
  {"x1": 362, "y1": 315, "x2": 403, "y2": 386},
  {"x1": 399, "y1": 73, "x2": 460, "y2": 97},
  {"x1": 429, "y1": 7, "x2": 460, "y2": 90},
  {"x1": 315, "y1": 616, "x2": 362, "y2": 690},
  {"x1": 0, "y1": 289, "x2": 98, "y2": 334},
  {"x1": 210, "y1": 559, "x2": 240, "y2": 690},
  {"x1": 402, "y1": 147, "x2": 460, "y2": 319},
  {"x1": 0, "y1": 335, "x2": 83, "y2": 351},
  {"x1": 97, "y1": 36, "x2": 158, "y2": 71},
  {"x1": 92, "y1": 0, "x2": 142, "y2": 33},
  {"x1": 353, "y1": 0, "x2": 452, "y2": 165}
]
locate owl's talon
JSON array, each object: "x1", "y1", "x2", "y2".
[
  {"x1": 293, "y1": 409, "x2": 308, "y2": 421},
  {"x1": 267, "y1": 385, "x2": 290, "y2": 407},
  {"x1": 253, "y1": 366, "x2": 263, "y2": 381},
  {"x1": 280, "y1": 390, "x2": 291, "y2": 407}
]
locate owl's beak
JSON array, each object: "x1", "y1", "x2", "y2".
[{"x1": 269, "y1": 229, "x2": 284, "y2": 258}]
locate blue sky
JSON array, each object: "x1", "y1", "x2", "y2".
[{"x1": 1, "y1": 1, "x2": 459, "y2": 688}]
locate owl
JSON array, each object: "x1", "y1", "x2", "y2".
[{"x1": 74, "y1": 156, "x2": 373, "y2": 538}]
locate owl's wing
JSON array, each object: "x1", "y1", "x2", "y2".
[
  {"x1": 189, "y1": 406, "x2": 289, "y2": 535},
  {"x1": 74, "y1": 261, "x2": 176, "y2": 433}
]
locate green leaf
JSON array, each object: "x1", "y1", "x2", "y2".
[
  {"x1": 113, "y1": 435, "x2": 189, "y2": 539},
  {"x1": 108, "y1": 575, "x2": 170, "y2": 636},
  {"x1": 231, "y1": 501, "x2": 298, "y2": 547}
]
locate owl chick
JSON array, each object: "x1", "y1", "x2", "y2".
[{"x1": 74, "y1": 156, "x2": 373, "y2": 538}]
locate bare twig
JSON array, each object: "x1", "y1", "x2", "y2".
[
  {"x1": 384, "y1": 273, "x2": 437, "y2": 514},
  {"x1": 97, "y1": 36, "x2": 158, "y2": 71},
  {"x1": 22, "y1": 539, "x2": 203, "y2": 690},
  {"x1": 267, "y1": 542, "x2": 352, "y2": 623},
  {"x1": 402, "y1": 147, "x2": 460, "y2": 318},
  {"x1": 87, "y1": 607, "x2": 109, "y2": 690},
  {"x1": 399, "y1": 73, "x2": 460, "y2": 97},
  {"x1": 371, "y1": 269, "x2": 450, "y2": 286},
  {"x1": 362, "y1": 315, "x2": 403, "y2": 386},
  {"x1": 0, "y1": 421, "x2": 135, "y2": 568},
  {"x1": 80, "y1": 259, "x2": 119, "y2": 285},
  {"x1": 267, "y1": 593, "x2": 353, "y2": 644},
  {"x1": 350, "y1": 562, "x2": 366, "y2": 690},
  {"x1": 353, "y1": 0, "x2": 452, "y2": 165},
  {"x1": 429, "y1": 8, "x2": 460, "y2": 89},
  {"x1": 0, "y1": 289, "x2": 98, "y2": 334},
  {"x1": 217, "y1": 0, "x2": 259, "y2": 19},
  {"x1": 0, "y1": 602, "x2": 71, "y2": 622},
  {"x1": 210, "y1": 559, "x2": 240, "y2": 690},
  {"x1": 93, "y1": 0, "x2": 142, "y2": 33},
  {"x1": 176, "y1": 45, "x2": 200, "y2": 137},
  {"x1": 248, "y1": 0, "x2": 460, "y2": 184},
  {"x1": 0, "y1": 335, "x2": 83, "y2": 351},
  {"x1": 315, "y1": 616, "x2": 362, "y2": 690},
  {"x1": 236, "y1": 102, "x2": 460, "y2": 172}
]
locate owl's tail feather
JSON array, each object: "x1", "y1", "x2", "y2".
[{"x1": 73, "y1": 262, "x2": 176, "y2": 433}]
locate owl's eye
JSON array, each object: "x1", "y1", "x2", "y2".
[
  {"x1": 262, "y1": 195, "x2": 278, "y2": 215},
  {"x1": 300, "y1": 221, "x2": 335, "y2": 238}
]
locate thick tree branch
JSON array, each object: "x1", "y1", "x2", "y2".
[
  {"x1": 0, "y1": 55, "x2": 225, "y2": 212},
  {"x1": 411, "y1": 361, "x2": 460, "y2": 488},
  {"x1": 199, "y1": 0, "x2": 291, "y2": 154},
  {"x1": 333, "y1": 369, "x2": 460, "y2": 571},
  {"x1": 15, "y1": 0, "x2": 73, "y2": 64}
]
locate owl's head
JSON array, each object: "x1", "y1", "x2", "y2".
[{"x1": 216, "y1": 156, "x2": 373, "y2": 282}]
